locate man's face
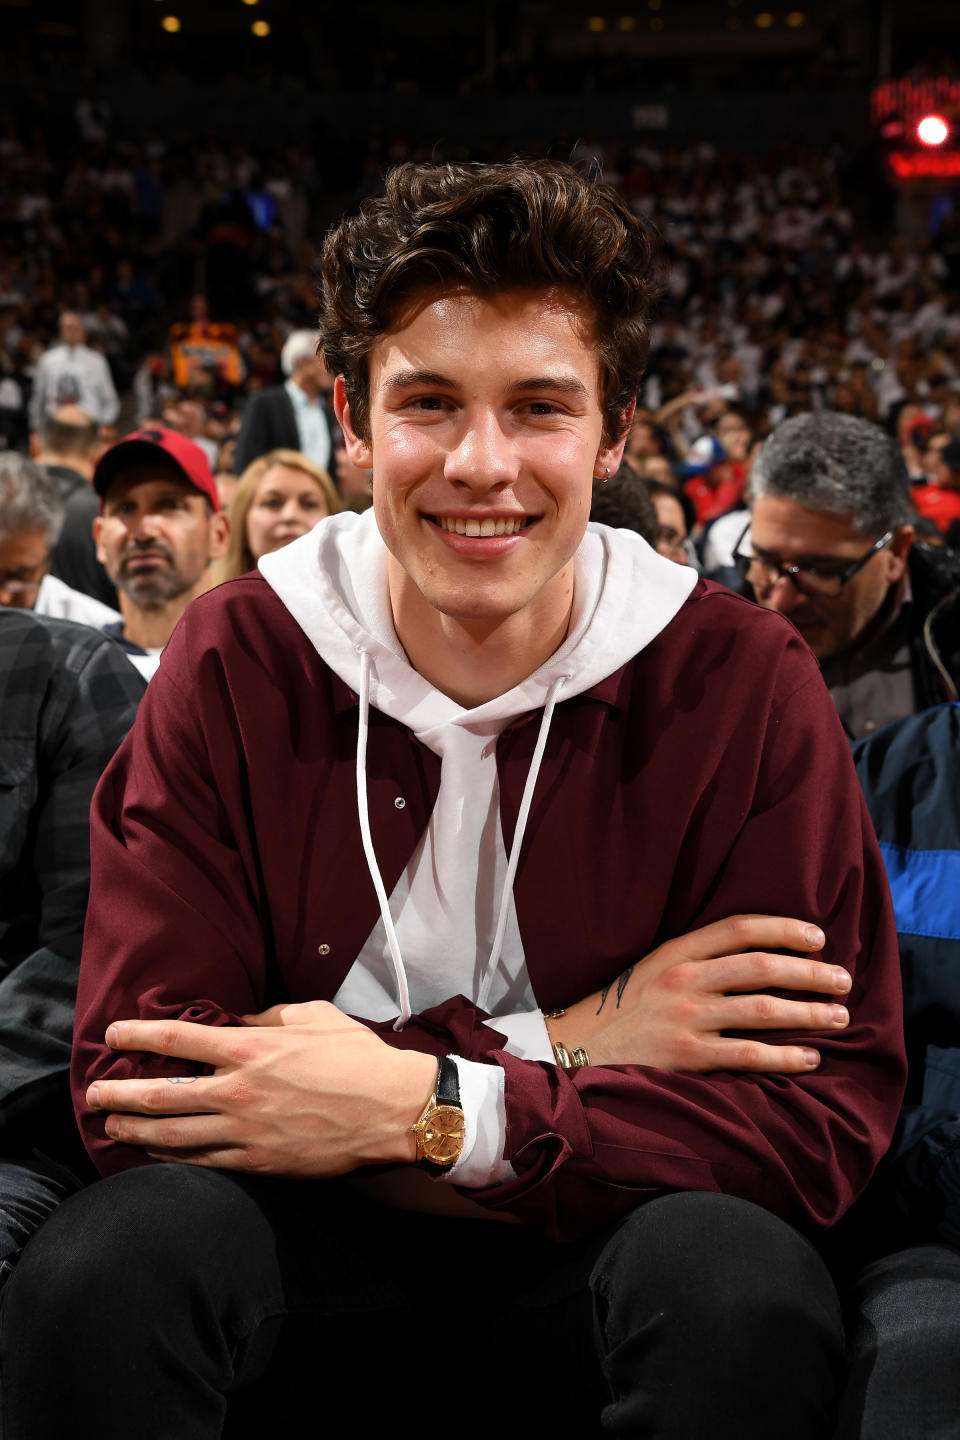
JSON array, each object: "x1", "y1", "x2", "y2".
[
  {"x1": 651, "y1": 491, "x2": 689, "y2": 568},
  {"x1": 59, "y1": 313, "x2": 85, "y2": 347},
  {"x1": 749, "y1": 495, "x2": 912, "y2": 660},
  {"x1": 336, "y1": 287, "x2": 625, "y2": 640},
  {"x1": 716, "y1": 415, "x2": 750, "y2": 462},
  {"x1": 0, "y1": 528, "x2": 49, "y2": 609},
  {"x1": 94, "y1": 464, "x2": 228, "y2": 609}
]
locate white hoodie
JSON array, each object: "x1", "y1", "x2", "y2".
[{"x1": 259, "y1": 509, "x2": 695, "y2": 1191}]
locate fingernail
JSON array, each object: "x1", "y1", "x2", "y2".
[
  {"x1": 803, "y1": 925, "x2": 825, "y2": 945},
  {"x1": 833, "y1": 969, "x2": 852, "y2": 992},
  {"x1": 830, "y1": 1006, "x2": 849, "y2": 1026},
  {"x1": 802, "y1": 1049, "x2": 820, "y2": 1067},
  {"x1": 87, "y1": 1085, "x2": 100, "y2": 1109},
  {"x1": 106, "y1": 1025, "x2": 119, "y2": 1047},
  {"x1": 104, "y1": 1118, "x2": 119, "y2": 1138}
]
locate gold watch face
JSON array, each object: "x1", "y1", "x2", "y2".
[{"x1": 419, "y1": 1103, "x2": 465, "y2": 1165}]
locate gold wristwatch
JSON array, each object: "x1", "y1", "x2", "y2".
[{"x1": 412, "y1": 1056, "x2": 465, "y2": 1174}]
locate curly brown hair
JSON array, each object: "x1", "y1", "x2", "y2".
[{"x1": 318, "y1": 158, "x2": 662, "y2": 446}]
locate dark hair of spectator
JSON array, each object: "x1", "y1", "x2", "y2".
[
  {"x1": 749, "y1": 411, "x2": 914, "y2": 537},
  {"x1": 318, "y1": 158, "x2": 661, "y2": 446},
  {"x1": 589, "y1": 465, "x2": 659, "y2": 546},
  {"x1": 645, "y1": 477, "x2": 697, "y2": 537},
  {"x1": 41, "y1": 414, "x2": 98, "y2": 459}
]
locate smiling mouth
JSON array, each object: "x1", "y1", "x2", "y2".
[{"x1": 432, "y1": 515, "x2": 534, "y2": 537}]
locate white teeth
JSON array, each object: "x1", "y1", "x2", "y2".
[{"x1": 438, "y1": 516, "x2": 525, "y2": 536}]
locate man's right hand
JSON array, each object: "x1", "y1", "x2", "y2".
[{"x1": 546, "y1": 915, "x2": 852, "y2": 1074}]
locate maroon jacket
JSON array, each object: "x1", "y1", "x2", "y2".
[{"x1": 73, "y1": 574, "x2": 906, "y2": 1242}]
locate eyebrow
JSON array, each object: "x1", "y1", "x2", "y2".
[{"x1": 380, "y1": 369, "x2": 591, "y2": 402}]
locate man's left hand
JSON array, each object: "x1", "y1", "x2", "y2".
[{"x1": 86, "y1": 1001, "x2": 438, "y2": 1177}]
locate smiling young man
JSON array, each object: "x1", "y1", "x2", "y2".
[{"x1": 0, "y1": 163, "x2": 905, "y2": 1438}]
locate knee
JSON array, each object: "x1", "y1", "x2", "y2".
[
  {"x1": 592, "y1": 1191, "x2": 841, "y2": 1342},
  {"x1": 3, "y1": 1165, "x2": 255, "y2": 1323}
]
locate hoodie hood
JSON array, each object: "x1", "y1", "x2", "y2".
[
  {"x1": 259, "y1": 507, "x2": 696, "y2": 725},
  {"x1": 259, "y1": 509, "x2": 696, "y2": 1027}
]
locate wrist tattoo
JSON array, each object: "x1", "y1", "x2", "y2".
[
  {"x1": 596, "y1": 964, "x2": 636, "y2": 1015},
  {"x1": 165, "y1": 1076, "x2": 199, "y2": 1084}
]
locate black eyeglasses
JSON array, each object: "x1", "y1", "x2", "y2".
[{"x1": 732, "y1": 525, "x2": 895, "y2": 599}]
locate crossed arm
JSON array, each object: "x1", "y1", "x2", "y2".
[{"x1": 87, "y1": 913, "x2": 853, "y2": 1177}]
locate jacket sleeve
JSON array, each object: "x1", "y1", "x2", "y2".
[
  {"x1": 431, "y1": 669, "x2": 907, "y2": 1240},
  {"x1": 233, "y1": 392, "x2": 273, "y2": 476}
]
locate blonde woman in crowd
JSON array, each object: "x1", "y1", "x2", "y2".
[{"x1": 213, "y1": 448, "x2": 341, "y2": 583}]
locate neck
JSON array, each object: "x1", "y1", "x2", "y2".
[
  {"x1": 37, "y1": 451, "x2": 94, "y2": 481},
  {"x1": 118, "y1": 576, "x2": 210, "y2": 650},
  {"x1": 387, "y1": 558, "x2": 575, "y2": 708},
  {"x1": 292, "y1": 374, "x2": 319, "y2": 402}
]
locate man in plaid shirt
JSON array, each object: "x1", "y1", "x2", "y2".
[{"x1": 0, "y1": 610, "x2": 143, "y2": 1282}]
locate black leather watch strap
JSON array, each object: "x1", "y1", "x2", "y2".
[{"x1": 435, "y1": 1054, "x2": 461, "y2": 1108}]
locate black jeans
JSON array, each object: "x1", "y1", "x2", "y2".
[{"x1": 0, "y1": 1167, "x2": 843, "y2": 1438}]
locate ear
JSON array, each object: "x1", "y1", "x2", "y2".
[
  {"x1": 887, "y1": 523, "x2": 914, "y2": 582},
  {"x1": 92, "y1": 515, "x2": 105, "y2": 563},
  {"x1": 334, "y1": 375, "x2": 373, "y2": 470},
  {"x1": 208, "y1": 511, "x2": 231, "y2": 562},
  {"x1": 594, "y1": 398, "x2": 636, "y2": 480}
]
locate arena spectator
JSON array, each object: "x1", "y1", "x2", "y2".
[
  {"x1": 34, "y1": 405, "x2": 117, "y2": 609},
  {"x1": 213, "y1": 449, "x2": 340, "y2": 584},
  {"x1": 233, "y1": 330, "x2": 333, "y2": 476},
  {"x1": 92, "y1": 427, "x2": 229, "y2": 679},
  {"x1": 646, "y1": 478, "x2": 697, "y2": 568},
  {"x1": 912, "y1": 434, "x2": 960, "y2": 534},
  {"x1": 0, "y1": 608, "x2": 144, "y2": 1283},
  {"x1": 682, "y1": 434, "x2": 745, "y2": 530},
  {"x1": 167, "y1": 295, "x2": 244, "y2": 396},
  {"x1": 0, "y1": 454, "x2": 121, "y2": 628},
  {"x1": 740, "y1": 411, "x2": 960, "y2": 737},
  {"x1": 28, "y1": 312, "x2": 119, "y2": 435},
  {"x1": 833, "y1": 704, "x2": 960, "y2": 1437}
]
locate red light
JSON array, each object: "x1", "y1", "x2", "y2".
[
  {"x1": 917, "y1": 114, "x2": 949, "y2": 146},
  {"x1": 889, "y1": 149, "x2": 960, "y2": 180}
]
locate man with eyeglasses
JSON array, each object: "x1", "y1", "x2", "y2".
[
  {"x1": 0, "y1": 454, "x2": 121, "y2": 630},
  {"x1": 737, "y1": 411, "x2": 960, "y2": 739}
]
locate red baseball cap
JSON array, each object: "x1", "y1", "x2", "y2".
[{"x1": 93, "y1": 425, "x2": 221, "y2": 511}]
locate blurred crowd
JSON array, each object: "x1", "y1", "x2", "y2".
[
  {"x1": 1, "y1": 111, "x2": 959, "y2": 476},
  {"x1": 1, "y1": 111, "x2": 959, "y2": 627}
]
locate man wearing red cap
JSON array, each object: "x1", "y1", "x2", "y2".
[{"x1": 92, "y1": 426, "x2": 230, "y2": 680}]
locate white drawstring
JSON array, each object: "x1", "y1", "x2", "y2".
[
  {"x1": 355, "y1": 651, "x2": 568, "y2": 1028},
  {"x1": 477, "y1": 673, "x2": 569, "y2": 1010},
  {"x1": 356, "y1": 651, "x2": 412, "y2": 1029}
]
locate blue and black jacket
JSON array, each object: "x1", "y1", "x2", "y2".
[{"x1": 853, "y1": 702, "x2": 960, "y2": 1249}]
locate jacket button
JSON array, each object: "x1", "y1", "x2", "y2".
[
  {"x1": 317, "y1": 943, "x2": 331, "y2": 956},
  {"x1": 394, "y1": 796, "x2": 406, "y2": 809}
]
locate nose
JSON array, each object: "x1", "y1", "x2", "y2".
[
  {"x1": 127, "y1": 510, "x2": 165, "y2": 545},
  {"x1": 443, "y1": 411, "x2": 518, "y2": 490},
  {"x1": 764, "y1": 573, "x2": 807, "y2": 614}
]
